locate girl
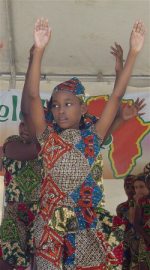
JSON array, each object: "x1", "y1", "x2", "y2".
[
  {"x1": 134, "y1": 173, "x2": 150, "y2": 270},
  {"x1": 0, "y1": 121, "x2": 42, "y2": 270},
  {"x1": 22, "y1": 18, "x2": 145, "y2": 269}
]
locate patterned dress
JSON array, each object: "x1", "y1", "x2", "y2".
[
  {"x1": 138, "y1": 196, "x2": 150, "y2": 268},
  {"x1": 116, "y1": 201, "x2": 139, "y2": 270},
  {"x1": 0, "y1": 135, "x2": 42, "y2": 269},
  {"x1": 34, "y1": 125, "x2": 124, "y2": 270}
]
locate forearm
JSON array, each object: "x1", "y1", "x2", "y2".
[
  {"x1": 21, "y1": 56, "x2": 33, "y2": 116},
  {"x1": 114, "y1": 66, "x2": 123, "y2": 89},
  {"x1": 112, "y1": 49, "x2": 137, "y2": 99},
  {"x1": 21, "y1": 46, "x2": 45, "y2": 112}
]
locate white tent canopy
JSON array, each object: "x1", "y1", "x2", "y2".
[{"x1": 0, "y1": 0, "x2": 150, "y2": 89}]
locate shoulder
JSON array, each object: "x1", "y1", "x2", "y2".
[{"x1": 3, "y1": 135, "x2": 21, "y2": 152}]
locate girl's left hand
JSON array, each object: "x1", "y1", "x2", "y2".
[
  {"x1": 121, "y1": 97, "x2": 145, "y2": 120},
  {"x1": 34, "y1": 18, "x2": 52, "y2": 50},
  {"x1": 130, "y1": 20, "x2": 145, "y2": 53}
]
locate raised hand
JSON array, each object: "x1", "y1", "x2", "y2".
[
  {"x1": 121, "y1": 98, "x2": 145, "y2": 120},
  {"x1": 34, "y1": 18, "x2": 52, "y2": 50},
  {"x1": 130, "y1": 20, "x2": 145, "y2": 53},
  {"x1": 110, "y1": 42, "x2": 123, "y2": 73}
]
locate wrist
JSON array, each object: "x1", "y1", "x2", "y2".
[
  {"x1": 33, "y1": 46, "x2": 45, "y2": 58},
  {"x1": 128, "y1": 48, "x2": 139, "y2": 57}
]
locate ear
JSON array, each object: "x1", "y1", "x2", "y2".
[{"x1": 81, "y1": 104, "x2": 88, "y2": 115}]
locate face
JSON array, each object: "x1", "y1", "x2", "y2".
[
  {"x1": 19, "y1": 122, "x2": 32, "y2": 143},
  {"x1": 51, "y1": 91, "x2": 87, "y2": 129},
  {"x1": 134, "y1": 180, "x2": 149, "y2": 199},
  {"x1": 124, "y1": 182, "x2": 135, "y2": 199}
]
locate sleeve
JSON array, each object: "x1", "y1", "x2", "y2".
[
  {"x1": 37, "y1": 126, "x2": 51, "y2": 150},
  {"x1": 90, "y1": 124, "x2": 103, "y2": 145}
]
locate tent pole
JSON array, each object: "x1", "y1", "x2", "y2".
[{"x1": 4, "y1": 0, "x2": 16, "y2": 89}]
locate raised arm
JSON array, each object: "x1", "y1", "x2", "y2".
[
  {"x1": 21, "y1": 45, "x2": 37, "y2": 136},
  {"x1": 111, "y1": 42, "x2": 124, "y2": 87},
  {"x1": 95, "y1": 21, "x2": 145, "y2": 139},
  {"x1": 21, "y1": 18, "x2": 52, "y2": 137}
]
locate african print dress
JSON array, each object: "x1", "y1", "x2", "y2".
[
  {"x1": 116, "y1": 201, "x2": 139, "y2": 270},
  {"x1": 0, "y1": 135, "x2": 42, "y2": 269},
  {"x1": 138, "y1": 196, "x2": 150, "y2": 268},
  {"x1": 34, "y1": 126, "x2": 124, "y2": 270}
]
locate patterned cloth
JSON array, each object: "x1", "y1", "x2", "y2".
[
  {"x1": 34, "y1": 126, "x2": 124, "y2": 270},
  {"x1": 0, "y1": 135, "x2": 43, "y2": 269},
  {"x1": 138, "y1": 196, "x2": 150, "y2": 268},
  {"x1": 116, "y1": 201, "x2": 139, "y2": 270}
]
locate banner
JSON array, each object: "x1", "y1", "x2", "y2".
[{"x1": 0, "y1": 89, "x2": 150, "y2": 179}]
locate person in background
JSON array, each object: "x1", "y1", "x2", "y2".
[
  {"x1": 0, "y1": 120, "x2": 42, "y2": 270},
  {"x1": 134, "y1": 172, "x2": 150, "y2": 270},
  {"x1": 116, "y1": 175, "x2": 137, "y2": 269}
]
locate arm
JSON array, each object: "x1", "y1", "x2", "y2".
[
  {"x1": 21, "y1": 18, "x2": 52, "y2": 137},
  {"x1": 109, "y1": 43, "x2": 145, "y2": 133},
  {"x1": 21, "y1": 46, "x2": 37, "y2": 136},
  {"x1": 4, "y1": 140, "x2": 39, "y2": 161},
  {"x1": 95, "y1": 21, "x2": 145, "y2": 139},
  {"x1": 110, "y1": 42, "x2": 123, "y2": 87}
]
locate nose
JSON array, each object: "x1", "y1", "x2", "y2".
[{"x1": 59, "y1": 105, "x2": 65, "y2": 114}]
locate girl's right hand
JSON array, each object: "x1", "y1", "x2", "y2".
[
  {"x1": 110, "y1": 42, "x2": 123, "y2": 73},
  {"x1": 34, "y1": 18, "x2": 52, "y2": 50}
]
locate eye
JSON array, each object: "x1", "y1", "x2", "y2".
[
  {"x1": 66, "y1": 102, "x2": 72, "y2": 107},
  {"x1": 52, "y1": 104, "x2": 59, "y2": 108}
]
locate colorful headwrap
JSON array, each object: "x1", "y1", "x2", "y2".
[{"x1": 52, "y1": 77, "x2": 85, "y2": 101}]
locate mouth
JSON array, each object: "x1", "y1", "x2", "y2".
[{"x1": 58, "y1": 117, "x2": 68, "y2": 123}]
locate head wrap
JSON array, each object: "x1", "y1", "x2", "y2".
[{"x1": 52, "y1": 77, "x2": 85, "y2": 101}]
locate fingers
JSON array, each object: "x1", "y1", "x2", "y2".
[
  {"x1": 110, "y1": 42, "x2": 123, "y2": 58},
  {"x1": 34, "y1": 18, "x2": 51, "y2": 34},
  {"x1": 134, "y1": 98, "x2": 146, "y2": 111},
  {"x1": 138, "y1": 112, "x2": 145, "y2": 116},
  {"x1": 133, "y1": 20, "x2": 145, "y2": 36}
]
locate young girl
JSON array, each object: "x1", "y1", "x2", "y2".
[
  {"x1": 22, "y1": 18, "x2": 145, "y2": 269},
  {"x1": 134, "y1": 173, "x2": 150, "y2": 270},
  {"x1": 0, "y1": 121, "x2": 42, "y2": 270}
]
